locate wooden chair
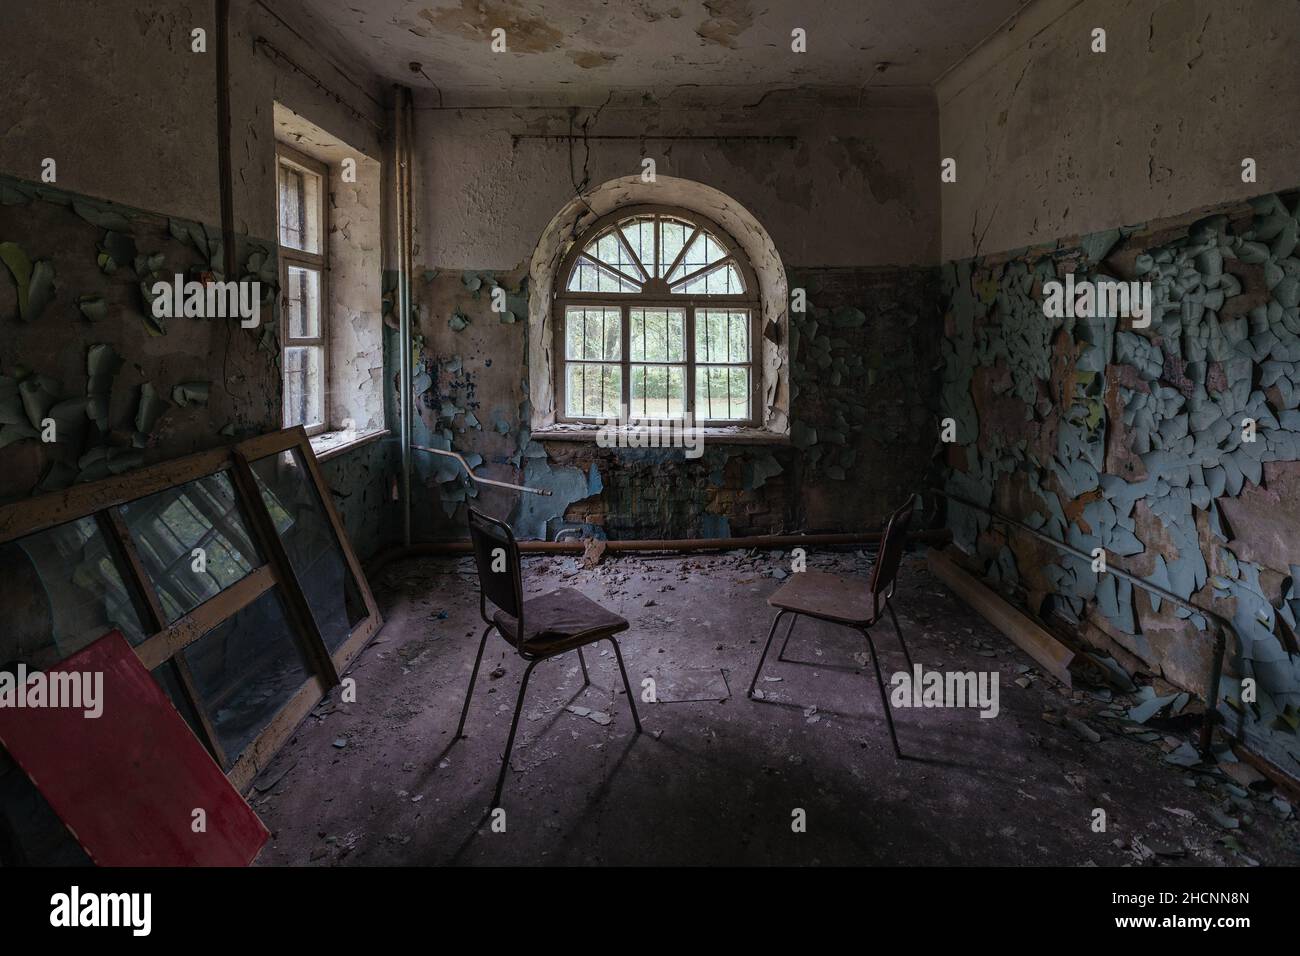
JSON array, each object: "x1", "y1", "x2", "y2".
[
  {"x1": 746, "y1": 496, "x2": 916, "y2": 757},
  {"x1": 455, "y1": 508, "x2": 641, "y2": 806}
]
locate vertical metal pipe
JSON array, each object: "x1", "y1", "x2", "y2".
[
  {"x1": 215, "y1": 0, "x2": 236, "y2": 278},
  {"x1": 394, "y1": 86, "x2": 414, "y2": 547}
]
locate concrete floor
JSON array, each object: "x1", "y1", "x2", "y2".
[{"x1": 254, "y1": 548, "x2": 1300, "y2": 866}]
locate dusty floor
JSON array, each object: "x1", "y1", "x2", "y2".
[{"x1": 253, "y1": 547, "x2": 1300, "y2": 866}]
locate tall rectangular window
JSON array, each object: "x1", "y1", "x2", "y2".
[{"x1": 276, "y1": 147, "x2": 327, "y2": 434}]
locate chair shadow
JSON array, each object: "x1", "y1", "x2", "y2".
[
  {"x1": 445, "y1": 710, "x2": 644, "y2": 865},
  {"x1": 413, "y1": 654, "x2": 595, "y2": 791}
]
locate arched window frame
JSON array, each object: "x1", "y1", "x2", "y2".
[{"x1": 552, "y1": 204, "x2": 762, "y2": 426}]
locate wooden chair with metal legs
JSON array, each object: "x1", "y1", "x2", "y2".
[
  {"x1": 455, "y1": 508, "x2": 642, "y2": 806},
  {"x1": 747, "y1": 495, "x2": 916, "y2": 758}
]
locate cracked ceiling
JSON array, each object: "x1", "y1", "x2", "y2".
[{"x1": 269, "y1": 0, "x2": 1029, "y2": 104}]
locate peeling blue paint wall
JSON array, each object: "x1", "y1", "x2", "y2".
[
  {"x1": 941, "y1": 189, "x2": 1300, "y2": 775},
  {"x1": 404, "y1": 263, "x2": 942, "y2": 542},
  {"x1": 0, "y1": 175, "x2": 284, "y2": 501}
]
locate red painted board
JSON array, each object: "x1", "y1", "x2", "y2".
[{"x1": 0, "y1": 630, "x2": 268, "y2": 866}]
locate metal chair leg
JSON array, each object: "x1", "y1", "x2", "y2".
[
  {"x1": 577, "y1": 645, "x2": 591, "y2": 688},
  {"x1": 455, "y1": 624, "x2": 493, "y2": 739},
  {"x1": 863, "y1": 627, "x2": 902, "y2": 759},
  {"x1": 492, "y1": 658, "x2": 540, "y2": 807},
  {"x1": 606, "y1": 638, "x2": 642, "y2": 732},
  {"x1": 887, "y1": 602, "x2": 913, "y2": 670},
  {"x1": 775, "y1": 612, "x2": 799, "y2": 663},
  {"x1": 747, "y1": 609, "x2": 789, "y2": 699}
]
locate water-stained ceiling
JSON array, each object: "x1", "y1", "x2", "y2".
[{"x1": 270, "y1": 0, "x2": 1030, "y2": 104}]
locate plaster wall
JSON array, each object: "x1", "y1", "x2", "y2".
[
  {"x1": 937, "y1": 0, "x2": 1300, "y2": 261},
  {"x1": 1, "y1": 0, "x2": 385, "y2": 238},
  {"x1": 934, "y1": 0, "x2": 1300, "y2": 780},
  {"x1": 405, "y1": 94, "x2": 945, "y2": 542},
  {"x1": 0, "y1": 0, "x2": 393, "y2": 556},
  {"x1": 416, "y1": 92, "x2": 941, "y2": 270}
]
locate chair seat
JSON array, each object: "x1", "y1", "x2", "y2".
[
  {"x1": 494, "y1": 587, "x2": 629, "y2": 655},
  {"x1": 768, "y1": 570, "x2": 876, "y2": 625}
]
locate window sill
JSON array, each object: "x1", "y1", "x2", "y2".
[
  {"x1": 532, "y1": 424, "x2": 790, "y2": 446},
  {"x1": 309, "y1": 428, "x2": 390, "y2": 462}
]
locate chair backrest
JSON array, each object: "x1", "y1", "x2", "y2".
[
  {"x1": 467, "y1": 508, "x2": 523, "y2": 623},
  {"x1": 868, "y1": 495, "x2": 915, "y2": 616}
]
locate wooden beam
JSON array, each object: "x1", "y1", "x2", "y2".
[
  {"x1": 2, "y1": 424, "x2": 383, "y2": 791},
  {"x1": 331, "y1": 610, "x2": 383, "y2": 674},
  {"x1": 0, "y1": 428, "x2": 305, "y2": 546},
  {"x1": 927, "y1": 549, "x2": 1075, "y2": 687},
  {"x1": 136, "y1": 565, "x2": 275, "y2": 670},
  {"x1": 227, "y1": 675, "x2": 327, "y2": 793},
  {"x1": 1230, "y1": 744, "x2": 1300, "y2": 804},
  {"x1": 96, "y1": 509, "x2": 230, "y2": 767},
  {"x1": 170, "y1": 657, "x2": 231, "y2": 770},
  {"x1": 0, "y1": 447, "x2": 231, "y2": 544},
  {"x1": 292, "y1": 431, "x2": 383, "y2": 628},
  {"x1": 230, "y1": 449, "x2": 340, "y2": 688}
]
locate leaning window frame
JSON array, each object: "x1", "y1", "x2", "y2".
[
  {"x1": 0, "y1": 426, "x2": 383, "y2": 793},
  {"x1": 275, "y1": 144, "x2": 330, "y2": 437},
  {"x1": 552, "y1": 204, "x2": 762, "y2": 427}
]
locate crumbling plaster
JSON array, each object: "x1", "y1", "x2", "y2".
[
  {"x1": 0, "y1": 0, "x2": 393, "y2": 555},
  {"x1": 0, "y1": 1, "x2": 386, "y2": 241},
  {"x1": 937, "y1": 0, "x2": 1300, "y2": 261},
  {"x1": 941, "y1": 189, "x2": 1300, "y2": 778},
  {"x1": 416, "y1": 93, "x2": 939, "y2": 270},
  {"x1": 406, "y1": 250, "x2": 942, "y2": 542},
  {"x1": 932, "y1": 0, "x2": 1300, "y2": 781},
  {"x1": 281, "y1": 0, "x2": 1026, "y2": 103},
  {"x1": 402, "y1": 91, "x2": 945, "y2": 542}
]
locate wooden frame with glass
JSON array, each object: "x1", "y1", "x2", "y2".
[
  {"x1": 553, "y1": 205, "x2": 762, "y2": 427},
  {"x1": 0, "y1": 427, "x2": 381, "y2": 792},
  {"x1": 276, "y1": 145, "x2": 329, "y2": 436}
]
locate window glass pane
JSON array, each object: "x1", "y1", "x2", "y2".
[
  {"x1": 595, "y1": 260, "x2": 635, "y2": 293},
  {"x1": 0, "y1": 517, "x2": 147, "y2": 667},
  {"x1": 278, "y1": 164, "x2": 303, "y2": 249},
  {"x1": 631, "y1": 364, "x2": 685, "y2": 419},
  {"x1": 117, "y1": 472, "x2": 263, "y2": 625},
  {"x1": 277, "y1": 159, "x2": 320, "y2": 254},
  {"x1": 711, "y1": 263, "x2": 745, "y2": 295},
  {"x1": 285, "y1": 265, "x2": 321, "y2": 338},
  {"x1": 565, "y1": 363, "x2": 622, "y2": 418},
  {"x1": 181, "y1": 586, "x2": 312, "y2": 761},
  {"x1": 620, "y1": 219, "x2": 654, "y2": 275},
  {"x1": 727, "y1": 309, "x2": 752, "y2": 361},
  {"x1": 151, "y1": 661, "x2": 205, "y2": 744},
  {"x1": 666, "y1": 229, "x2": 726, "y2": 284},
  {"x1": 592, "y1": 231, "x2": 641, "y2": 279},
  {"x1": 630, "y1": 308, "x2": 684, "y2": 362},
  {"x1": 696, "y1": 366, "x2": 750, "y2": 420},
  {"x1": 568, "y1": 256, "x2": 637, "y2": 293},
  {"x1": 658, "y1": 219, "x2": 691, "y2": 276},
  {"x1": 565, "y1": 306, "x2": 621, "y2": 360},
  {"x1": 568, "y1": 258, "x2": 599, "y2": 292},
  {"x1": 675, "y1": 261, "x2": 743, "y2": 295},
  {"x1": 284, "y1": 345, "x2": 325, "y2": 429},
  {"x1": 251, "y1": 447, "x2": 367, "y2": 654},
  {"x1": 696, "y1": 309, "x2": 750, "y2": 363}
]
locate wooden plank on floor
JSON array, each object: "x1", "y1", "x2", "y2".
[{"x1": 927, "y1": 548, "x2": 1075, "y2": 687}]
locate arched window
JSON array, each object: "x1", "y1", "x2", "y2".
[{"x1": 554, "y1": 205, "x2": 761, "y2": 425}]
